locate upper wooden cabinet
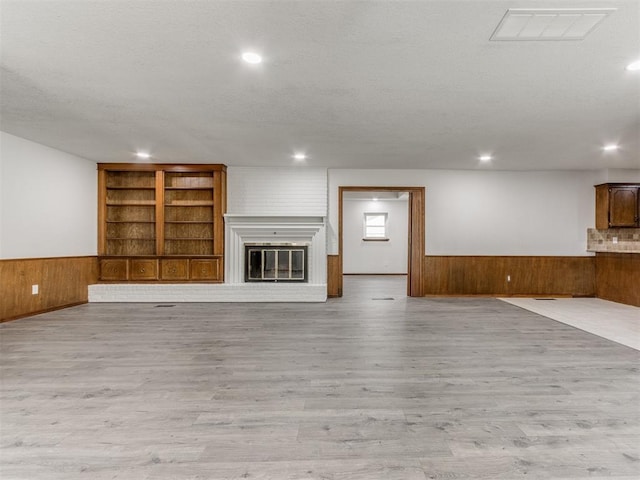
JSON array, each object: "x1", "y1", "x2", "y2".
[
  {"x1": 595, "y1": 183, "x2": 640, "y2": 228},
  {"x1": 98, "y1": 164, "x2": 226, "y2": 281}
]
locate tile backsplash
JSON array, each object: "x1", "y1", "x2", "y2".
[{"x1": 587, "y1": 228, "x2": 640, "y2": 253}]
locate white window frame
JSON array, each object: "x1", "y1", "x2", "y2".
[{"x1": 363, "y1": 212, "x2": 388, "y2": 240}]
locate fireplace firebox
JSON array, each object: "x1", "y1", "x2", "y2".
[{"x1": 244, "y1": 244, "x2": 308, "y2": 282}]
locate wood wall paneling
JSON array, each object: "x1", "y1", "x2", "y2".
[
  {"x1": 0, "y1": 257, "x2": 98, "y2": 322},
  {"x1": 595, "y1": 253, "x2": 640, "y2": 307},
  {"x1": 423, "y1": 256, "x2": 595, "y2": 297},
  {"x1": 408, "y1": 189, "x2": 425, "y2": 297},
  {"x1": 327, "y1": 255, "x2": 342, "y2": 297}
]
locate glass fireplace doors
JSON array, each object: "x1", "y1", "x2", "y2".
[{"x1": 245, "y1": 245, "x2": 308, "y2": 282}]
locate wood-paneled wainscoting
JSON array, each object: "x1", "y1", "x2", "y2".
[
  {"x1": 423, "y1": 256, "x2": 595, "y2": 297},
  {"x1": 595, "y1": 253, "x2": 640, "y2": 307},
  {"x1": 0, "y1": 256, "x2": 98, "y2": 322},
  {"x1": 327, "y1": 255, "x2": 342, "y2": 298}
]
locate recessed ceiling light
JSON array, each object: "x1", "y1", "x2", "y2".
[
  {"x1": 135, "y1": 152, "x2": 151, "y2": 159},
  {"x1": 372, "y1": 197, "x2": 379, "y2": 202},
  {"x1": 293, "y1": 153, "x2": 307, "y2": 161},
  {"x1": 242, "y1": 52, "x2": 262, "y2": 64},
  {"x1": 626, "y1": 60, "x2": 640, "y2": 71},
  {"x1": 603, "y1": 144, "x2": 619, "y2": 152},
  {"x1": 479, "y1": 154, "x2": 493, "y2": 162}
]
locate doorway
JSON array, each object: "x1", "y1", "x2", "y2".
[
  {"x1": 334, "y1": 186, "x2": 425, "y2": 297},
  {"x1": 342, "y1": 191, "x2": 408, "y2": 275}
]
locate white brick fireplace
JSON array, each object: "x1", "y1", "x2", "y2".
[{"x1": 224, "y1": 214, "x2": 327, "y2": 301}]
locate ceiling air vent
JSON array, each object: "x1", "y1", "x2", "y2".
[{"x1": 490, "y1": 8, "x2": 616, "y2": 41}]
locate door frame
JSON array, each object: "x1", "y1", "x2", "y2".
[{"x1": 338, "y1": 186, "x2": 425, "y2": 297}]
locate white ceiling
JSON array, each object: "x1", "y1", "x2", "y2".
[{"x1": 1, "y1": 0, "x2": 639, "y2": 171}]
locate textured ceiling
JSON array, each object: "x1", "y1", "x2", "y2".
[{"x1": 1, "y1": 0, "x2": 639, "y2": 170}]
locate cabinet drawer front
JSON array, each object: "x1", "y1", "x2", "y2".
[
  {"x1": 130, "y1": 259, "x2": 158, "y2": 280},
  {"x1": 161, "y1": 259, "x2": 189, "y2": 280},
  {"x1": 190, "y1": 259, "x2": 221, "y2": 281},
  {"x1": 100, "y1": 259, "x2": 128, "y2": 281}
]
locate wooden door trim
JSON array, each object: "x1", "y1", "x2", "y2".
[{"x1": 338, "y1": 186, "x2": 425, "y2": 297}]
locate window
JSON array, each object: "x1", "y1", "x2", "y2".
[{"x1": 364, "y1": 212, "x2": 388, "y2": 240}]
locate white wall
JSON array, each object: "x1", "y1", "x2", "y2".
[
  {"x1": 0, "y1": 132, "x2": 97, "y2": 259},
  {"x1": 328, "y1": 169, "x2": 599, "y2": 256},
  {"x1": 227, "y1": 167, "x2": 327, "y2": 216},
  {"x1": 0, "y1": 139, "x2": 3, "y2": 256},
  {"x1": 343, "y1": 198, "x2": 408, "y2": 274},
  {"x1": 596, "y1": 168, "x2": 640, "y2": 183}
]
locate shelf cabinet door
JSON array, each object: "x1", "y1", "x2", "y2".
[
  {"x1": 100, "y1": 259, "x2": 128, "y2": 281},
  {"x1": 609, "y1": 187, "x2": 639, "y2": 227},
  {"x1": 130, "y1": 259, "x2": 158, "y2": 280},
  {"x1": 161, "y1": 259, "x2": 189, "y2": 280},
  {"x1": 190, "y1": 258, "x2": 221, "y2": 281}
]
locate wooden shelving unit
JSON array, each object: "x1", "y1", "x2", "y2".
[
  {"x1": 164, "y1": 171, "x2": 216, "y2": 257},
  {"x1": 98, "y1": 164, "x2": 226, "y2": 282},
  {"x1": 103, "y1": 170, "x2": 157, "y2": 256}
]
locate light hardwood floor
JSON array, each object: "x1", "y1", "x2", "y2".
[{"x1": 1, "y1": 276, "x2": 639, "y2": 479}]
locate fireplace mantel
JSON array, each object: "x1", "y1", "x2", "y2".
[{"x1": 224, "y1": 214, "x2": 325, "y2": 224}]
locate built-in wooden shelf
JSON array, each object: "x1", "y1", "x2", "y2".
[
  {"x1": 165, "y1": 201, "x2": 214, "y2": 206},
  {"x1": 98, "y1": 164, "x2": 226, "y2": 282},
  {"x1": 164, "y1": 237, "x2": 213, "y2": 240},
  {"x1": 164, "y1": 221, "x2": 211, "y2": 224},
  {"x1": 106, "y1": 201, "x2": 156, "y2": 206},
  {"x1": 106, "y1": 220, "x2": 156, "y2": 224},
  {"x1": 107, "y1": 238, "x2": 156, "y2": 241}
]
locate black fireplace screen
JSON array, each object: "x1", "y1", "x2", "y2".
[{"x1": 245, "y1": 245, "x2": 308, "y2": 282}]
